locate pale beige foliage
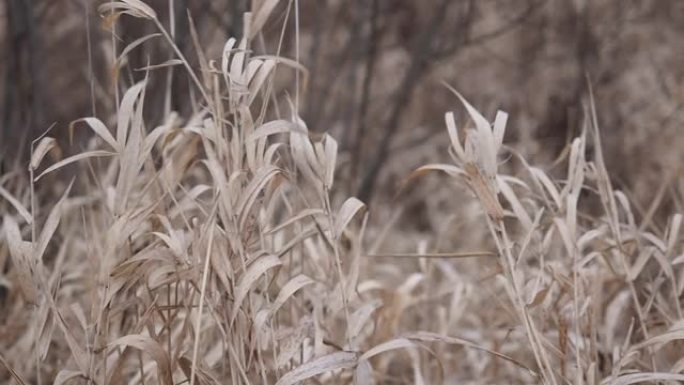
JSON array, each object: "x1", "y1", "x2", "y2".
[{"x1": 0, "y1": 1, "x2": 682, "y2": 385}]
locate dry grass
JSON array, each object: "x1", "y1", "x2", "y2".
[{"x1": 1, "y1": 1, "x2": 684, "y2": 384}]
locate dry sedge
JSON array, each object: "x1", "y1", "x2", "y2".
[
  {"x1": 1, "y1": 1, "x2": 683, "y2": 385},
  {"x1": 464, "y1": 162, "x2": 505, "y2": 221}
]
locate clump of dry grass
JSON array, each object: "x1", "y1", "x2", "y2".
[{"x1": 1, "y1": 1, "x2": 684, "y2": 384}]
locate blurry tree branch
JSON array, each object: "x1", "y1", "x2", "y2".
[
  {"x1": 356, "y1": 0, "x2": 457, "y2": 203},
  {"x1": 304, "y1": 0, "x2": 328, "y2": 126},
  {"x1": 339, "y1": 1, "x2": 367, "y2": 146},
  {"x1": 356, "y1": 0, "x2": 542, "y2": 203},
  {"x1": 349, "y1": 0, "x2": 380, "y2": 193},
  {"x1": 305, "y1": 2, "x2": 369, "y2": 131},
  {"x1": 464, "y1": 0, "x2": 543, "y2": 48},
  {"x1": 3, "y1": 0, "x2": 39, "y2": 163}
]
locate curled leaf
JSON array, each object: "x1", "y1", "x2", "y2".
[{"x1": 275, "y1": 351, "x2": 357, "y2": 385}]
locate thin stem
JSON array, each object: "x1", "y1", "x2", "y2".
[
  {"x1": 153, "y1": 19, "x2": 212, "y2": 111},
  {"x1": 190, "y1": 222, "x2": 215, "y2": 385}
]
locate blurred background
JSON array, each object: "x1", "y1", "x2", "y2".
[{"x1": 1, "y1": 0, "x2": 683, "y2": 211}]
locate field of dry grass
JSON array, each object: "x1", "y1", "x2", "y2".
[{"x1": 1, "y1": 1, "x2": 684, "y2": 384}]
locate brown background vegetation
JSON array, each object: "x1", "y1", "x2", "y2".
[
  {"x1": 1, "y1": 2, "x2": 684, "y2": 384},
  {"x1": 2, "y1": 0, "x2": 683, "y2": 208}
]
